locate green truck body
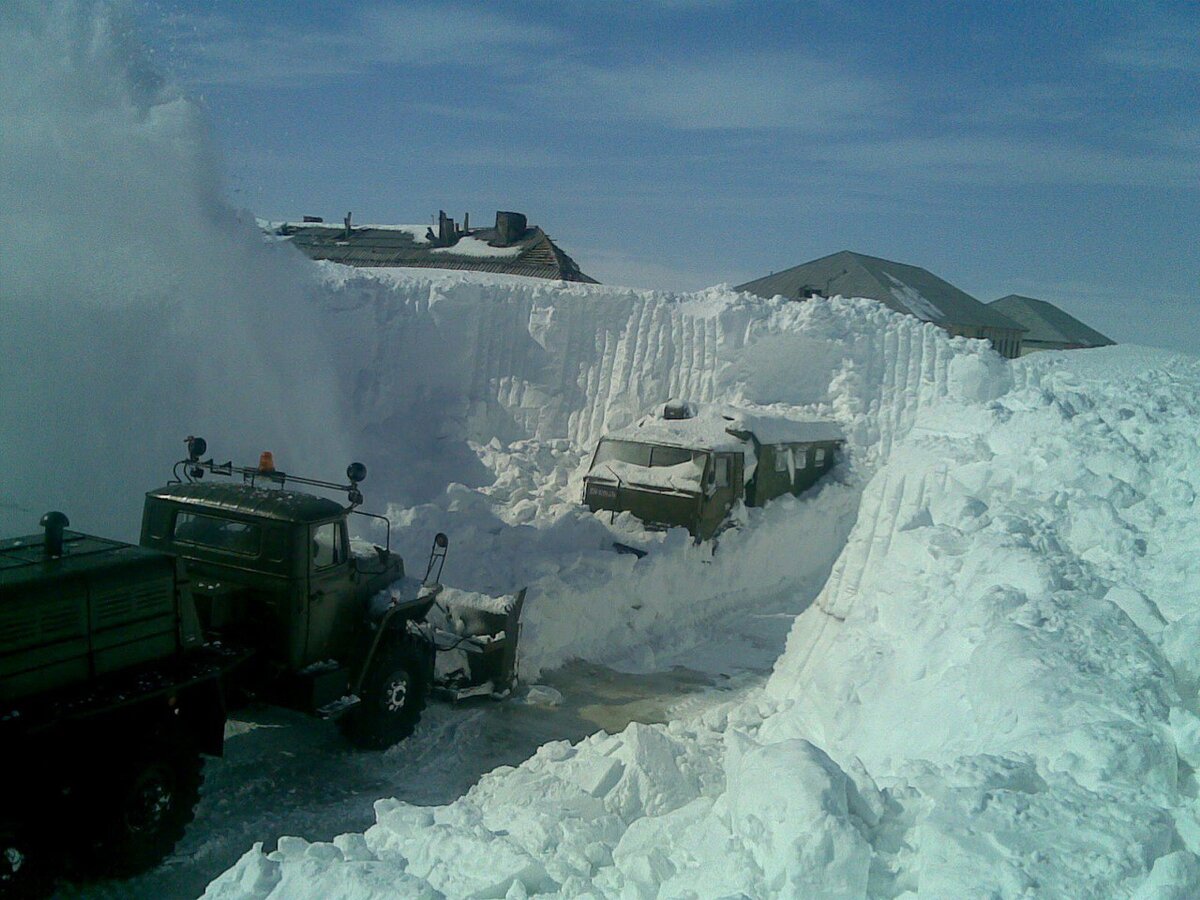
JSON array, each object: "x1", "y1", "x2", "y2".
[
  {"x1": 1, "y1": 524, "x2": 228, "y2": 893},
  {"x1": 0, "y1": 450, "x2": 441, "y2": 893},
  {"x1": 583, "y1": 402, "x2": 844, "y2": 541},
  {"x1": 0, "y1": 532, "x2": 191, "y2": 705}
]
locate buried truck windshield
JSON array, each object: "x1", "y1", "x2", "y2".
[{"x1": 592, "y1": 440, "x2": 702, "y2": 470}]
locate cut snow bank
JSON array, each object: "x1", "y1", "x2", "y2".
[
  {"x1": 209, "y1": 263, "x2": 1200, "y2": 897},
  {"x1": 309, "y1": 266, "x2": 970, "y2": 676}
]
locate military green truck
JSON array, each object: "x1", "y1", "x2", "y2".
[
  {"x1": 1, "y1": 515, "x2": 230, "y2": 892},
  {"x1": 583, "y1": 401, "x2": 844, "y2": 540},
  {"x1": 0, "y1": 438, "x2": 523, "y2": 893}
]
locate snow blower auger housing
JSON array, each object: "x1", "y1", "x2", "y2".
[{"x1": 429, "y1": 587, "x2": 528, "y2": 701}]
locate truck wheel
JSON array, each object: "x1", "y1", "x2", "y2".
[
  {"x1": 84, "y1": 729, "x2": 203, "y2": 877},
  {"x1": 341, "y1": 634, "x2": 430, "y2": 750},
  {"x1": 0, "y1": 831, "x2": 52, "y2": 899}
]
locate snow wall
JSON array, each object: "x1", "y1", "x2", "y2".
[
  {"x1": 209, "y1": 263, "x2": 1200, "y2": 898},
  {"x1": 310, "y1": 267, "x2": 983, "y2": 677}
]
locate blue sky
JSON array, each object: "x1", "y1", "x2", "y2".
[{"x1": 138, "y1": 1, "x2": 1198, "y2": 351}]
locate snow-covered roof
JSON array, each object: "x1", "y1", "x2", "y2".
[
  {"x1": 430, "y1": 236, "x2": 523, "y2": 258},
  {"x1": 988, "y1": 295, "x2": 1114, "y2": 348},
  {"x1": 257, "y1": 219, "x2": 431, "y2": 243},
  {"x1": 606, "y1": 402, "x2": 842, "y2": 452},
  {"x1": 261, "y1": 215, "x2": 596, "y2": 283},
  {"x1": 736, "y1": 250, "x2": 1025, "y2": 333},
  {"x1": 733, "y1": 412, "x2": 845, "y2": 445}
]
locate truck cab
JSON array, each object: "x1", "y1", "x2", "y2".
[
  {"x1": 137, "y1": 477, "x2": 432, "y2": 726},
  {"x1": 140, "y1": 483, "x2": 402, "y2": 673},
  {"x1": 583, "y1": 438, "x2": 743, "y2": 540}
]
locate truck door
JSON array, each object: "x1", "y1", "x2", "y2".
[
  {"x1": 306, "y1": 520, "x2": 350, "y2": 664},
  {"x1": 699, "y1": 452, "x2": 740, "y2": 539}
]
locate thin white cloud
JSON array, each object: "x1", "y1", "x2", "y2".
[
  {"x1": 813, "y1": 134, "x2": 1199, "y2": 190},
  {"x1": 535, "y1": 55, "x2": 895, "y2": 132},
  {"x1": 573, "y1": 245, "x2": 729, "y2": 292},
  {"x1": 159, "y1": 5, "x2": 561, "y2": 87},
  {"x1": 1100, "y1": 22, "x2": 1200, "y2": 73}
]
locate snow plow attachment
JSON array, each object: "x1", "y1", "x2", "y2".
[{"x1": 431, "y1": 587, "x2": 528, "y2": 701}]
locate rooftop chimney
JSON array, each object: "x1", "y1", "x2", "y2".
[
  {"x1": 343, "y1": 211, "x2": 352, "y2": 239},
  {"x1": 493, "y1": 211, "x2": 527, "y2": 247}
]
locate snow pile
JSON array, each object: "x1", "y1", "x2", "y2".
[
  {"x1": 309, "y1": 267, "x2": 970, "y2": 675},
  {"x1": 208, "y1": 257, "x2": 1200, "y2": 897},
  {"x1": 431, "y1": 237, "x2": 524, "y2": 258}
]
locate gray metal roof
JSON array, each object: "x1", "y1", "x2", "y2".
[
  {"x1": 147, "y1": 483, "x2": 345, "y2": 524},
  {"x1": 988, "y1": 295, "x2": 1114, "y2": 348},
  {"x1": 736, "y1": 250, "x2": 1025, "y2": 332},
  {"x1": 270, "y1": 221, "x2": 597, "y2": 283}
]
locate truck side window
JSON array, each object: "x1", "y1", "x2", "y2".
[
  {"x1": 796, "y1": 448, "x2": 809, "y2": 470},
  {"x1": 715, "y1": 455, "x2": 731, "y2": 488},
  {"x1": 312, "y1": 522, "x2": 345, "y2": 569},
  {"x1": 815, "y1": 448, "x2": 827, "y2": 467},
  {"x1": 774, "y1": 446, "x2": 790, "y2": 472}
]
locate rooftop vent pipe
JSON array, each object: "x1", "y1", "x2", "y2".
[
  {"x1": 662, "y1": 400, "x2": 695, "y2": 420},
  {"x1": 40, "y1": 511, "x2": 69, "y2": 558}
]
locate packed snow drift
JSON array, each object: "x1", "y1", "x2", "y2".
[{"x1": 205, "y1": 263, "x2": 1200, "y2": 899}]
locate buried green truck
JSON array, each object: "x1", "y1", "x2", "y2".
[
  {"x1": 583, "y1": 401, "x2": 844, "y2": 540},
  {"x1": 0, "y1": 438, "x2": 523, "y2": 893}
]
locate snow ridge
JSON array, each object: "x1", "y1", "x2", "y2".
[{"x1": 204, "y1": 271, "x2": 1200, "y2": 899}]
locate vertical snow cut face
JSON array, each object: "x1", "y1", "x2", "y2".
[
  {"x1": 206, "y1": 269, "x2": 1200, "y2": 898},
  {"x1": 0, "y1": 1, "x2": 348, "y2": 540},
  {"x1": 310, "y1": 268, "x2": 985, "y2": 676}
]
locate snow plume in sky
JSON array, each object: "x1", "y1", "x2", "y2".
[{"x1": 0, "y1": 1, "x2": 347, "y2": 539}]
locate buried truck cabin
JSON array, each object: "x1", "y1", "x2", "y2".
[{"x1": 583, "y1": 402, "x2": 843, "y2": 540}]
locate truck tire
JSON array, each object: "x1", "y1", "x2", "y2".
[
  {"x1": 0, "y1": 830, "x2": 52, "y2": 899},
  {"x1": 83, "y1": 728, "x2": 203, "y2": 878},
  {"x1": 341, "y1": 633, "x2": 430, "y2": 750}
]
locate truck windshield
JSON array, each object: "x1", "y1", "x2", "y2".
[
  {"x1": 173, "y1": 512, "x2": 261, "y2": 556},
  {"x1": 592, "y1": 440, "x2": 700, "y2": 469}
]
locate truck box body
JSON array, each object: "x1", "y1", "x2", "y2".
[
  {"x1": 583, "y1": 402, "x2": 843, "y2": 540},
  {"x1": 0, "y1": 531, "x2": 179, "y2": 704}
]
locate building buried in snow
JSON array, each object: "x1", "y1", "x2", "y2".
[
  {"x1": 265, "y1": 210, "x2": 597, "y2": 283},
  {"x1": 736, "y1": 250, "x2": 1026, "y2": 359},
  {"x1": 987, "y1": 295, "x2": 1115, "y2": 355}
]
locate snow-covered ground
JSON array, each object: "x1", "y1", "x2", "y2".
[
  {"x1": 8, "y1": 5, "x2": 1200, "y2": 897},
  {"x1": 197, "y1": 267, "x2": 1200, "y2": 899}
]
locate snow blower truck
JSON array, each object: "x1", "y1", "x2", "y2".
[{"x1": 0, "y1": 437, "x2": 525, "y2": 892}]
